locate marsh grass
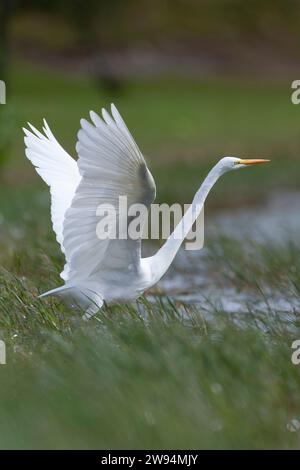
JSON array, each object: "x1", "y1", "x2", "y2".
[
  {"x1": 206, "y1": 235, "x2": 300, "y2": 299},
  {"x1": 0, "y1": 284, "x2": 300, "y2": 449}
]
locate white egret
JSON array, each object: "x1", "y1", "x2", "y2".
[{"x1": 24, "y1": 104, "x2": 269, "y2": 317}]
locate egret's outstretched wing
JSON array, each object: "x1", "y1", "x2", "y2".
[
  {"x1": 23, "y1": 121, "x2": 81, "y2": 253},
  {"x1": 62, "y1": 104, "x2": 156, "y2": 281}
]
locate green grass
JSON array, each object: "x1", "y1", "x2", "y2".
[
  {"x1": 0, "y1": 265, "x2": 300, "y2": 450},
  {"x1": 0, "y1": 63, "x2": 300, "y2": 448},
  {"x1": 207, "y1": 235, "x2": 300, "y2": 297}
]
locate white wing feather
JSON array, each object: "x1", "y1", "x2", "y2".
[
  {"x1": 62, "y1": 104, "x2": 156, "y2": 282},
  {"x1": 23, "y1": 121, "x2": 81, "y2": 255}
]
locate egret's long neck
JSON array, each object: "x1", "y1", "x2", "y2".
[{"x1": 146, "y1": 162, "x2": 226, "y2": 284}]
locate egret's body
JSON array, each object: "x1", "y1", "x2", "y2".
[{"x1": 24, "y1": 104, "x2": 269, "y2": 317}]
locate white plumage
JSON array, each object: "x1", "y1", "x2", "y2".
[
  {"x1": 24, "y1": 104, "x2": 269, "y2": 317},
  {"x1": 24, "y1": 119, "x2": 81, "y2": 250}
]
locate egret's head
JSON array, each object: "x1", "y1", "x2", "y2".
[{"x1": 219, "y1": 156, "x2": 270, "y2": 172}]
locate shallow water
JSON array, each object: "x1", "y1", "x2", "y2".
[{"x1": 152, "y1": 191, "x2": 300, "y2": 314}]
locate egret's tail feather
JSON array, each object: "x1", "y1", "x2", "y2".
[
  {"x1": 39, "y1": 285, "x2": 73, "y2": 299},
  {"x1": 39, "y1": 284, "x2": 104, "y2": 319}
]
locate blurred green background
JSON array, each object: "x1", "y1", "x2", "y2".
[{"x1": 1, "y1": 0, "x2": 300, "y2": 450}]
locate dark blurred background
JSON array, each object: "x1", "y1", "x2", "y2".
[
  {"x1": 4, "y1": 0, "x2": 300, "y2": 78},
  {"x1": 1, "y1": 0, "x2": 300, "y2": 208}
]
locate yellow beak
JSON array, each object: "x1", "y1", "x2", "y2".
[{"x1": 238, "y1": 159, "x2": 270, "y2": 165}]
